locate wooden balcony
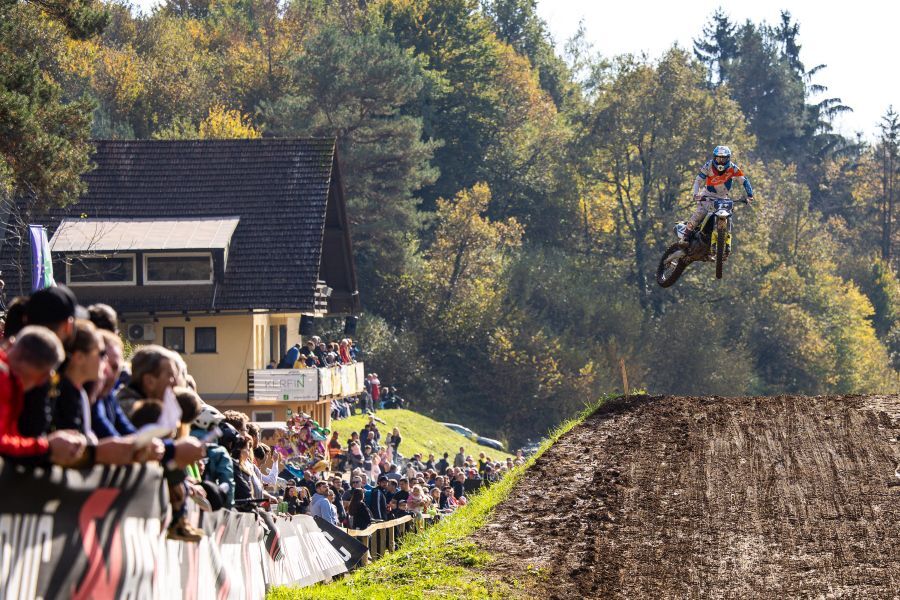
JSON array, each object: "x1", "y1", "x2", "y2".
[{"x1": 247, "y1": 362, "x2": 365, "y2": 403}]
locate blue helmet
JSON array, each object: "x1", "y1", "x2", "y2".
[{"x1": 712, "y1": 145, "x2": 731, "y2": 173}]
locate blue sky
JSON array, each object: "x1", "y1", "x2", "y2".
[{"x1": 129, "y1": 0, "x2": 894, "y2": 140}]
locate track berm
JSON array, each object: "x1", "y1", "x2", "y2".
[{"x1": 474, "y1": 395, "x2": 900, "y2": 598}]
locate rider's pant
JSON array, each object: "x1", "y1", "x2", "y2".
[{"x1": 686, "y1": 199, "x2": 717, "y2": 229}]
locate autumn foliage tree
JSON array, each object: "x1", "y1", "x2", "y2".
[{"x1": 6, "y1": 1, "x2": 899, "y2": 444}]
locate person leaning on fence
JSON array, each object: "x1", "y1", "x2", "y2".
[
  {"x1": 90, "y1": 330, "x2": 137, "y2": 439},
  {"x1": 283, "y1": 485, "x2": 305, "y2": 515},
  {"x1": 329, "y1": 475, "x2": 348, "y2": 523},
  {"x1": 230, "y1": 434, "x2": 256, "y2": 510},
  {"x1": 0, "y1": 326, "x2": 87, "y2": 467},
  {"x1": 347, "y1": 488, "x2": 374, "y2": 530},
  {"x1": 310, "y1": 480, "x2": 337, "y2": 524},
  {"x1": 53, "y1": 320, "x2": 153, "y2": 465},
  {"x1": 190, "y1": 404, "x2": 237, "y2": 509},
  {"x1": 116, "y1": 345, "x2": 176, "y2": 416},
  {"x1": 16, "y1": 286, "x2": 83, "y2": 439}
]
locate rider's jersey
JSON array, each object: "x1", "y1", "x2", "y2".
[{"x1": 692, "y1": 160, "x2": 753, "y2": 200}]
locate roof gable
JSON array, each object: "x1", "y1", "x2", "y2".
[{"x1": 2, "y1": 139, "x2": 356, "y2": 315}]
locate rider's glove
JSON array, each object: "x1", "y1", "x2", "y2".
[
  {"x1": 693, "y1": 195, "x2": 702, "y2": 202},
  {"x1": 747, "y1": 196, "x2": 754, "y2": 204}
]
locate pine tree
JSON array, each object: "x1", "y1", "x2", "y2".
[
  {"x1": 0, "y1": 0, "x2": 107, "y2": 209},
  {"x1": 693, "y1": 8, "x2": 738, "y2": 87},
  {"x1": 262, "y1": 24, "x2": 439, "y2": 298},
  {"x1": 774, "y1": 10, "x2": 803, "y2": 74},
  {"x1": 878, "y1": 106, "x2": 900, "y2": 261}
]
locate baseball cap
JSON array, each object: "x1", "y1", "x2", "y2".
[{"x1": 26, "y1": 285, "x2": 88, "y2": 326}]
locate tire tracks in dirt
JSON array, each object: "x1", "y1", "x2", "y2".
[{"x1": 474, "y1": 395, "x2": 900, "y2": 599}]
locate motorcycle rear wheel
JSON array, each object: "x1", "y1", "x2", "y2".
[{"x1": 657, "y1": 243, "x2": 687, "y2": 288}]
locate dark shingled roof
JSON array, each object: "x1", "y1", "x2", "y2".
[{"x1": 1, "y1": 138, "x2": 356, "y2": 315}]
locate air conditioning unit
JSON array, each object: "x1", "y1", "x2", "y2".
[{"x1": 126, "y1": 322, "x2": 156, "y2": 343}]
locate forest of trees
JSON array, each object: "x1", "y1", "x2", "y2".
[{"x1": 4, "y1": 0, "x2": 900, "y2": 446}]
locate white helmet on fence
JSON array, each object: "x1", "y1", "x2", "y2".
[{"x1": 193, "y1": 403, "x2": 225, "y2": 430}]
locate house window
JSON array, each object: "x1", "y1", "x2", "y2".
[
  {"x1": 67, "y1": 254, "x2": 136, "y2": 286},
  {"x1": 144, "y1": 253, "x2": 212, "y2": 284},
  {"x1": 195, "y1": 327, "x2": 217, "y2": 353},
  {"x1": 163, "y1": 327, "x2": 185, "y2": 353},
  {"x1": 252, "y1": 410, "x2": 275, "y2": 422}
]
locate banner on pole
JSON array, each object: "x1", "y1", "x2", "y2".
[{"x1": 28, "y1": 225, "x2": 55, "y2": 291}]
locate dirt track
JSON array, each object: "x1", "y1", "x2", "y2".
[{"x1": 475, "y1": 395, "x2": 900, "y2": 598}]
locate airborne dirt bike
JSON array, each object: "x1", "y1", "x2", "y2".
[{"x1": 656, "y1": 197, "x2": 752, "y2": 287}]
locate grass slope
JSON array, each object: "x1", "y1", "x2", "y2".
[
  {"x1": 267, "y1": 396, "x2": 617, "y2": 600},
  {"x1": 330, "y1": 409, "x2": 513, "y2": 461}
]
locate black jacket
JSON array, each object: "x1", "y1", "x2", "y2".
[
  {"x1": 351, "y1": 503, "x2": 374, "y2": 530},
  {"x1": 52, "y1": 376, "x2": 86, "y2": 432},
  {"x1": 367, "y1": 486, "x2": 388, "y2": 520},
  {"x1": 232, "y1": 460, "x2": 254, "y2": 508},
  {"x1": 18, "y1": 380, "x2": 54, "y2": 437}
]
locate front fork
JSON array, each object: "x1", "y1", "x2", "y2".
[{"x1": 709, "y1": 217, "x2": 732, "y2": 254}]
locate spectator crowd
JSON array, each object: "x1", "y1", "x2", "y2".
[{"x1": 0, "y1": 285, "x2": 525, "y2": 545}]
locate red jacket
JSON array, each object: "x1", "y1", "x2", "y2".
[{"x1": 0, "y1": 349, "x2": 50, "y2": 458}]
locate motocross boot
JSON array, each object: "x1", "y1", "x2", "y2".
[{"x1": 678, "y1": 225, "x2": 694, "y2": 248}]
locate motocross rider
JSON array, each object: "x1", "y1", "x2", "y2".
[{"x1": 682, "y1": 145, "x2": 754, "y2": 242}]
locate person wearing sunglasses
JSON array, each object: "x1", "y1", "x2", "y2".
[{"x1": 53, "y1": 319, "x2": 150, "y2": 465}]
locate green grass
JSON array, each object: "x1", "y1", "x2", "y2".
[
  {"x1": 268, "y1": 395, "x2": 622, "y2": 600},
  {"x1": 330, "y1": 409, "x2": 513, "y2": 462}
]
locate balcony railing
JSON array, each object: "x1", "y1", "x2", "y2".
[{"x1": 247, "y1": 362, "x2": 365, "y2": 402}]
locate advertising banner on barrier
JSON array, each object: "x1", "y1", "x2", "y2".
[
  {"x1": 0, "y1": 463, "x2": 165, "y2": 600},
  {"x1": 331, "y1": 367, "x2": 342, "y2": 397},
  {"x1": 355, "y1": 362, "x2": 365, "y2": 393},
  {"x1": 319, "y1": 367, "x2": 333, "y2": 396},
  {"x1": 313, "y1": 516, "x2": 368, "y2": 570},
  {"x1": 0, "y1": 462, "x2": 366, "y2": 599}
]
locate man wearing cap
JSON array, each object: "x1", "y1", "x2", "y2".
[{"x1": 17, "y1": 286, "x2": 85, "y2": 438}]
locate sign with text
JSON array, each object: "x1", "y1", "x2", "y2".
[{"x1": 251, "y1": 369, "x2": 318, "y2": 401}]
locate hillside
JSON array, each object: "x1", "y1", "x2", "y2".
[
  {"x1": 474, "y1": 394, "x2": 900, "y2": 598},
  {"x1": 332, "y1": 409, "x2": 513, "y2": 461}
]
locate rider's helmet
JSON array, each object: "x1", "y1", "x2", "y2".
[{"x1": 712, "y1": 145, "x2": 731, "y2": 173}]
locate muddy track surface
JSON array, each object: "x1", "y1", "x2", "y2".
[{"x1": 475, "y1": 395, "x2": 900, "y2": 599}]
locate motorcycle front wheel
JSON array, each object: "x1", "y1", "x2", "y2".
[
  {"x1": 715, "y1": 221, "x2": 726, "y2": 279},
  {"x1": 657, "y1": 243, "x2": 687, "y2": 288}
]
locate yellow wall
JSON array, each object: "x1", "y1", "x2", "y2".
[
  {"x1": 149, "y1": 312, "x2": 305, "y2": 399},
  {"x1": 150, "y1": 313, "x2": 255, "y2": 399},
  {"x1": 145, "y1": 312, "x2": 322, "y2": 425}
]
